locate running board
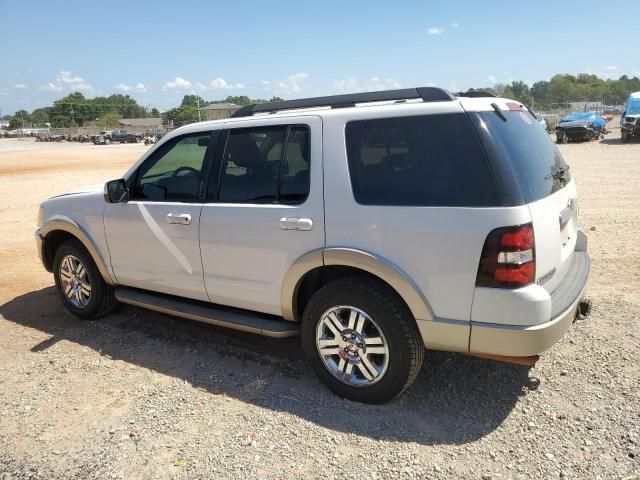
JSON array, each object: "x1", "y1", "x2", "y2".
[{"x1": 114, "y1": 287, "x2": 300, "y2": 338}]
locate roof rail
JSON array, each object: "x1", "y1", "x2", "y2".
[
  {"x1": 231, "y1": 87, "x2": 456, "y2": 118},
  {"x1": 455, "y1": 91, "x2": 497, "y2": 98}
]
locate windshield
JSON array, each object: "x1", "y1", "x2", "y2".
[
  {"x1": 469, "y1": 110, "x2": 570, "y2": 204},
  {"x1": 626, "y1": 100, "x2": 640, "y2": 115}
]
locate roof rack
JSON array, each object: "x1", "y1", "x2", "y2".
[
  {"x1": 231, "y1": 87, "x2": 456, "y2": 118},
  {"x1": 455, "y1": 91, "x2": 497, "y2": 98}
]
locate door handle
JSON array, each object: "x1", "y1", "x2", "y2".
[
  {"x1": 279, "y1": 217, "x2": 313, "y2": 231},
  {"x1": 166, "y1": 213, "x2": 191, "y2": 225}
]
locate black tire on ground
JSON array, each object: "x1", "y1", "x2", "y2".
[
  {"x1": 104, "y1": 138, "x2": 111, "y2": 145},
  {"x1": 621, "y1": 131, "x2": 629, "y2": 143},
  {"x1": 301, "y1": 277, "x2": 424, "y2": 403},
  {"x1": 562, "y1": 134, "x2": 569, "y2": 144},
  {"x1": 53, "y1": 239, "x2": 118, "y2": 320}
]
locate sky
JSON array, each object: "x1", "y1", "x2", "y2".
[{"x1": 1, "y1": 0, "x2": 639, "y2": 115}]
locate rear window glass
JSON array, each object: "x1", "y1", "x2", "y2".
[
  {"x1": 345, "y1": 114, "x2": 501, "y2": 207},
  {"x1": 469, "y1": 110, "x2": 570, "y2": 203}
]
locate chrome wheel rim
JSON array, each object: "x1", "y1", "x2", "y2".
[
  {"x1": 316, "y1": 306, "x2": 389, "y2": 386},
  {"x1": 58, "y1": 255, "x2": 91, "y2": 308}
]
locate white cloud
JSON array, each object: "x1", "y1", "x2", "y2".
[
  {"x1": 209, "y1": 77, "x2": 230, "y2": 89},
  {"x1": 40, "y1": 70, "x2": 93, "y2": 93},
  {"x1": 260, "y1": 80, "x2": 271, "y2": 85},
  {"x1": 195, "y1": 82, "x2": 208, "y2": 91},
  {"x1": 209, "y1": 77, "x2": 247, "y2": 90},
  {"x1": 163, "y1": 76, "x2": 192, "y2": 91},
  {"x1": 427, "y1": 27, "x2": 445, "y2": 35},
  {"x1": 274, "y1": 73, "x2": 309, "y2": 95},
  {"x1": 75, "y1": 83, "x2": 94, "y2": 93},
  {"x1": 13, "y1": 83, "x2": 28, "y2": 89},
  {"x1": 117, "y1": 82, "x2": 146, "y2": 93},
  {"x1": 486, "y1": 75, "x2": 497, "y2": 86},
  {"x1": 332, "y1": 76, "x2": 401, "y2": 93},
  {"x1": 451, "y1": 22, "x2": 460, "y2": 27},
  {"x1": 0, "y1": 90, "x2": 8, "y2": 96},
  {"x1": 604, "y1": 66, "x2": 618, "y2": 71},
  {"x1": 42, "y1": 82, "x2": 63, "y2": 92}
]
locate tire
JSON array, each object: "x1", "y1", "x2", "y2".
[
  {"x1": 621, "y1": 130, "x2": 629, "y2": 143},
  {"x1": 53, "y1": 239, "x2": 117, "y2": 320},
  {"x1": 104, "y1": 138, "x2": 111, "y2": 145},
  {"x1": 301, "y1": 277, "x2": 424, "y2": 403}
]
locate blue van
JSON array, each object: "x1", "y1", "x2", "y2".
[{"x1": 621, "y1": 92, "x2": 640, "y2": 143}]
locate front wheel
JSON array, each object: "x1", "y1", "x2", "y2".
[
  {"x1": 301, "y1": 278, "x2": 424, "y2": 403},
  {"x1": 621, "y1": 130, "x2": 629, "y2": 143},
  {"x1": 53, "y1": 239, "x2": 117, "y2": 319}
]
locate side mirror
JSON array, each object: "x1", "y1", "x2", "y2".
[{"x1": 104, "y1": 179, "x2": 129, "y2": 203}]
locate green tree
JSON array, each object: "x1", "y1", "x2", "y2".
[
  {"x1": 31, "y1": 107, "x2": 51, "y2": 126},
  {"x1": 181, "y1": 95, "x2": 207, "y2": 108},
  {"x1": 97, "y1": 112, "x2": 122, "y2": 129},
  {"x1": 8, "y1": 116, "x2": 23, "y2": 129},
  {"x1": 163, "y1": 106, "x2": 199, "y2": 126},
  {"x1": 150, "y1": 107, "x2": 160, "y2": 117}
]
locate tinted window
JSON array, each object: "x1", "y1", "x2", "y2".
[
  {"x1": 134, "y1": 132, "x2": 210, "y2": 201},
  {"x1": 345, "y1": 114, "x2": 500, "y2": 206},
  {"x1": 469, "y1": 110, "x2": 570, "y2": 203},
  {"x1": 216, "y1": 126, "x2": 310, "y2": 204}
]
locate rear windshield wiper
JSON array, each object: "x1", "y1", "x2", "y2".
[
  {"x1": 491, "y1": 103, "x2": 507, "y2": 122},
  {"x1": 545, "y1": 165, "x2": 570, "y2": 180}
]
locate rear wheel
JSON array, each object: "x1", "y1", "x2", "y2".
[
  {"x1": 53, "y1": 240, "x2": 117, "y2": 319},
  {"x1": 104, "y1": 138, "x2": 111, "y2": 145},
  {"x1": 301, "y1": 278, "x2": 424, "y2": 403}
]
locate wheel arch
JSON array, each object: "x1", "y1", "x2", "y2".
[
  {"x1": 40, "y1": 217, "x2": 115, "y2": 285},
  {"x1": 281, "y1": 247, "x2": 434, "y2": 323}
]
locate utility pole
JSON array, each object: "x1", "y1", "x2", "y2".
[{"x1": 196, "y1": 96, "x2": 201, "y2": 122}]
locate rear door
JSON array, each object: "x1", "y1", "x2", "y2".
[
  {"x1": 467, "y1": 105, "x2": 578, "y2": 293},
  {"x1": 199, "y1": 116, "x2": 324, "y2": 316}
]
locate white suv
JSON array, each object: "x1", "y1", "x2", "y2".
[{"x1": 36, "y1": 87, "x2": 591, "y2": 403}]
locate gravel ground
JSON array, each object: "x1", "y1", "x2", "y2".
[{"x1": 0, "y1": 135, "x2": 638, "y2": 479}]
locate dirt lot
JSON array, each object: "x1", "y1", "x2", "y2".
[{"x1": 0, "y1": 136, "x2": 638, "y2": 479}]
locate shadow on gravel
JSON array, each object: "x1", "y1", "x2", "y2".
[{"x1": 1, "y1": 287, "x2": 534, "y2": 446}]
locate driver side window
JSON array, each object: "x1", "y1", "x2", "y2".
[{"x1": 134, "y1": 132, "x2": 211, "y2": 201}]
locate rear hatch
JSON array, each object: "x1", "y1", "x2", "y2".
[{"x1": 466, "y1": 101, "x2": 577, "y2": 294}]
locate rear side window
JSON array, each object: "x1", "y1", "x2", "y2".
[
  {"x1": 345, "y1": 114, "x2": 500, "y2": 207},
  {"x1": 469, "y1": 110, "x2": 570, "y2": 203}
]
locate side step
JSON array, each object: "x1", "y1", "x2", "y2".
[{"x1": 114, "y1": 287, "x2": 300, "y2": 338}]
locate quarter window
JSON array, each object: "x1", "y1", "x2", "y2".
[
  {"x1": 345, "y1": 114, "x2": 500, "y2": 207},
  {"x1": 215, "y1": 125, "x2": 310, "y2": 204},
  {"x1": 134, "y1": 132, "x2": 211, "y2": 201}
]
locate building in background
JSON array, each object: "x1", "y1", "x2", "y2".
[{"x1": 198, "y1": 103, "x2": 241, "y2": 121}]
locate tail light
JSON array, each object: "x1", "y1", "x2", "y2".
[{"x1": 476, "y1": 223, "x2": 535, "y2": 288}]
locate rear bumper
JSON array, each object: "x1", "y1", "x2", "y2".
[{"x1": 469, "y1": 249, "x2": 591, "y2": 357}]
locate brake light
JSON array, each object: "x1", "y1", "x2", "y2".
[{"x1": 476, "y1": 223, "x2": 535, "y2": 288}]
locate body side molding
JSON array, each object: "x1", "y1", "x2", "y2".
[{"x1": 39, "y1": 216, "x2": 116, "y2": 285}]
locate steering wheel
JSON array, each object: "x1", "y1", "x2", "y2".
[{"x1": 172, "y1": 166, "x2": 199, "y2": 177}]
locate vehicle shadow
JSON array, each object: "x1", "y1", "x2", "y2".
[
  {"x1": 600, "y1": 137, "x2": 622, "y2": 145},
  {"x1": 0, "y1": 287, "x2": 535, "y2": 446}
]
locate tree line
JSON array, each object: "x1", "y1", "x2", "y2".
[
  {"x1": 3, "y1": 73, "x2": 640, "y2": 129},
  {"x1": 469, "y1": 74, "x2": 640, "y2": 108},
  {"x1": 162, "y1": 95, "x2": 284, "y2": 126}
]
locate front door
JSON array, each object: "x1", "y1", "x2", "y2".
[
  {"x1": 199, "y1": 116, "x2": 324, "y2": 316},
  {"x1": 104, "y1": 130, "x2": 217, "y2": 301}
]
